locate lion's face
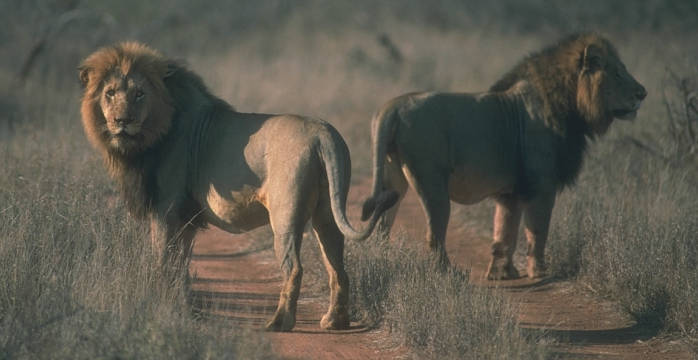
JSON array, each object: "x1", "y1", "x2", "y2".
[
  {"x1": 576, "y1": 43, "x2": 647, "y2": 134},
  {"x1": 98, "y1": 72, "x2": 157, "y2": 152},
  {"x1": 603, "y1": 60, "x2": 647, "y2": 121},
  {"x1": 80, "y1": 42, "x2": 175, "y2": 157}
]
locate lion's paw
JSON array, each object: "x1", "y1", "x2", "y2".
[
  {"x1": 265, "y1": 311, "x2": 296, "y2": 332},
  {"x1": 320, "y1": 310, "x2": 350, "y2": 330},
  {"x1": 486, "y1": 258, "x2": 520, "y2": 280},
  {"x1": 526, "y1": 257, "x2": 547, "y2": 279}
]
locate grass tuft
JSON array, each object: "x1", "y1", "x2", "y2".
[{"x1": 347, "y1": 237, "x2": 546, "y2": 359}]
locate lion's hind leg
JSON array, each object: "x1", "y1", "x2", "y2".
[
  {"x1": 312, "y1": 196, "x2": 350, "y2": 330},
  {"x1": 265, "y1": 206, "x2": 306, "y2": 332},
  {"x1": 402, "y1": 162, "x2": 451, "y2": 268}
]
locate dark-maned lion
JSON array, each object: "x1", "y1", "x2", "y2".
[
  {"x1": 78, "y1": 42, "x2": 397, "y2": 331},
  {"x1": 361, "y1": 33, "x2": 646, "y2": 279}
]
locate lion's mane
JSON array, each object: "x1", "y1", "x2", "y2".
[
  {"x1": 489, "y1": 33, "x2": 620, "y2": 187},
  {"x1": 79, "y1": 42, "x2": 221, "y2": 219}
]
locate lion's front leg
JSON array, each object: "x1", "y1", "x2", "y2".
[
  {"x1": 522, "y1": 191, "x2": 555, "y2": 279},
  {"x1": 150, "y1": 211, "x2": 197, "y2": 295},
  {"x1": 486, "y1": 195, "x2": 522, "y2": 280}
]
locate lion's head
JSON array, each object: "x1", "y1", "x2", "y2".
[
  {"x1": 79, "y1": 42, "x2": 181, "y2": 217},
  {"x1": 79, "y1": 42, "x2": 175, "y2": 156},
  {"x1": 574, "y1": 36, "x2": 647, "y2": 134},
  {"x1": 491, "y1": 33, "x2": 647, "y2": 136}
]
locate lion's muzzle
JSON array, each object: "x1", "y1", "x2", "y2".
[
  {"x1": 114, "y1": 117, "x2": 134, "y2": 127},
  {"x1": 110, "y1": 117, "x2": 142, "y2": 136},
  {"x1": 614, "y1": 82, "x2": 647, "y2": 121}
]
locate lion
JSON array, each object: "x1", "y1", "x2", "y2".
[
  {"x1": 78, "y1": 42, "x2": 397, "y2": 331},
  {"x1": 361, "y1": 33, "x2": 646, "y2": 280}
]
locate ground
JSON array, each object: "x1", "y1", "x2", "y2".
[{"x1": 189, "y1": 178, "x2": 691, "y2": 359}]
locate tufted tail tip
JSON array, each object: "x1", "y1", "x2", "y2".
[
  {"x1": 362, "y1": 191, "x2": 398, "y2": 222},
  {"x1": 375, "y1": 190, "x2": 399, "y2": 215},
  {"x1": 360, "y1": 197, "x2": 376, "y2": 221}
]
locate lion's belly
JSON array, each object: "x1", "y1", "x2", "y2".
[
  {"x1": 448, "y1": 169, "x2": 514, "y2": 205},
  {"x1": 202, "y1": 185, "x2": 269, "y2": 234}
]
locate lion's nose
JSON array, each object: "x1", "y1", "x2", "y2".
[
  {"x1": 115, "y1": 117, "x2": 132, "y2": 126},
  {"x1": 636, "y1": 85, "x2": 647, "y2": 101}
]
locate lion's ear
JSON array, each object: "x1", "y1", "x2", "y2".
[
  {"x1": 78, "y1": 65, "x2": 90, "y2": 88},
  {"x1": 582, "y1": 44, "x2": 605, "y2": 72}
]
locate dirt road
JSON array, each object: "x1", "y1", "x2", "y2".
[
  {"x1": 190, "y1": 223, "x2": 406, "y2": 359},
  {"x1": 190, "y1": 179, "x2": 690, "y2": 359}
]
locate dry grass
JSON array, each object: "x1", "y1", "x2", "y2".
[
  {"x1": 2, "y1": 0, "x2": 697, "y2": 358},
  {"x1": 0, "y1": 132, "x2": 276, "y2": 359},
  {"x1": 346, "y1": 237, "x2": 546, "y2": 359},
  {"x1": 547, "y1": 75, "x2": 698, "y2": 348}
]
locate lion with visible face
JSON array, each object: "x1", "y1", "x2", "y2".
[
  {"x1": 361, "y1": 33, "x2": 646, "y2": 279},
  {"x1": 79, "y1": 42, "x2": 397, "y2": 331}
]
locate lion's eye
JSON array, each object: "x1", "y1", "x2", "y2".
[
  {"x1": 135, "y1": 90, "x2": 145, "y2": 100},
  {"x1": 106, "y1": 89, "x2": 115, "y2": 98}
]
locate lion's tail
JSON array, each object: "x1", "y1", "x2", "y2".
[
  {"x1": 317, "y1": 126, "x2": 398, "y2": 242},
  {"x1": 360, "y1": 106, "x2": 399, "y2": 222}
]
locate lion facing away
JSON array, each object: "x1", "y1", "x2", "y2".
[
  {"x1": 79, "y1": 42, "x2": 397, "y2": 331},
  {"x1": 361, "y1": 33, "x2": 646, "y2": 280}
]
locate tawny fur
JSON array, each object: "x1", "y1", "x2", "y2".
[
  {"x1": 362, "y1": 33, "x2": 646, "y2": 279},
  {"x1": 79, "y1": 42, "x2": 397, "y2": 332}
]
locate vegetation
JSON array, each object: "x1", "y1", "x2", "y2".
[
  {"x1": 0, "y1": 134, "x2": 276, "y2": 359},
  {"x1": 547, "y1": 70, "x2": 698, "y2": 348},
  {"x1": 1, "y1": 0, "x2": 696, "y2": 358},
  {"x1": 346, "y1": 238, "x2": 545, "y2": 359}
]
